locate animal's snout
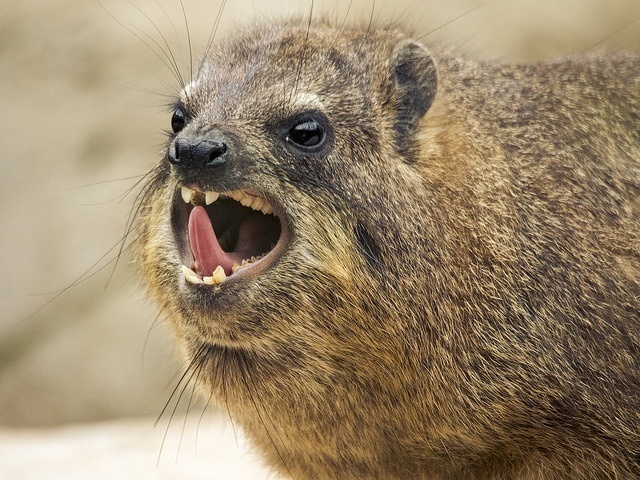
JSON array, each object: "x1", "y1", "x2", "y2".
[{"x1": 168, "y1": 137, "x2": 229, "y2": 169}]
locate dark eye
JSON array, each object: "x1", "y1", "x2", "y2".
[
  {"x1": 171, "y1": 107, "x2": 187, "y2": 133},
  {"x1": 286, "y1": 118, "x2": 326, "y2": 150}
]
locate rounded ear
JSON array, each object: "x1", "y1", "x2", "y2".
[{"x1": 389, "y1": 40, "x2": 438, "y2": 157}]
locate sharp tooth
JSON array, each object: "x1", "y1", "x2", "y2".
[
  {"x1": 204, "y1": 265, "x2": 227, "y2": 285},
  {"x1": 181, "y1": 186, "x2": 195, "y2": 204},
  {"x1": 182, "y1": 265, "x2": 203, "y2": 284},
  {"x1": 212, "y1": 265, "x2": 227, "y2": 283},
  {"x1": 182, "y1": 264, "x2": 196, "y2": 277},
  {"x1": 205, "y1": 191, "x2": 219, "y2": 205},
  {"x1": 261, "y1": 203, "x2": 274, "y2": 215}
]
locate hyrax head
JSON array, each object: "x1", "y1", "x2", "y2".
[{"x1": 138, "y1": 20, "x2": 437, "y2": 353}]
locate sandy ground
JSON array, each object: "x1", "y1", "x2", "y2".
[
  {"x1": 0, "y1": 0, "x2": 638, "y2": 477},
  {"x1": 0, "y1": 415, "x2": 275, "y2": 479}
]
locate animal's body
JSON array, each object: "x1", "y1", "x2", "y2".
[{"x1": 136, "y1": 19, "x2": 640, "y2": 479}]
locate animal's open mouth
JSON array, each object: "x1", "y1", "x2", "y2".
[{"x1": 172, "y1": 186, "x2": 285, "y2": 286}]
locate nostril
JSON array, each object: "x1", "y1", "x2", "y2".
[
  {"x1": 173, "y1": 139, "x2": 184, "y2": 163},
  {"x1": 167, "y1": 139, "x2": 183, "y2": 165},
  {"x1": 207, "y1": 142, "x2": 228, "y2": 167}
]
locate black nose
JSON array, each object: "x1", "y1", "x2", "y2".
[{"x1": 168, "y1": 138, "x2": 228, "y2": 169}]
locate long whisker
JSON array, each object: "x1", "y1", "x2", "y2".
[
  {"x1": 200, "y1": 0, "x2": 228, "y2": 78},
  {"x1": 329, "y1": 0, "x2": 354, "y2": 49},
  {"x1": 151, "y1": 0, "x2": 182, "y2": 39},
  {"x1": 154, "y1": 344, "x2": 208, "y2": 428},
  {"x1": 103, "y1": 167, "x2": 162, "y2": 290},
  {"x1": 77, "y1": 180, "x2": 150, "y2": 207},
  {"x1": 155, "y1": 344, "x2": 208, "y2": 466},
  {"x1": 237, "y1": 354, "x2": 294, "y2": 478},
  {"x1": 176, "y1": 359, "x2": 205, "y2": 463},
  {"x1": 196, "y1": 390, "x2": 215, "y2": 452},
  {"x1": 178, "y1": 0, "x2": 194, "y2": 91},
  {"x1": 366, "y1": 0, "x2": 376, "y2": 36},
  {"x1": 141, "y1": 309, "x2": 165, "y2": 372},
  {"x1": 98, "y1": 0, "x2": 185, "y2": 90},
  {"x1": 582, "y1": 14, "x2": 640, "y2": 54},
  {"x1": 218, "y1": 348, "x2": 242, "y2": 448},
  {"x1": 416, "y1": 4, "x2": 483, "y2": 42},
  {"x1": 124, "y1": 0, "x2": 187, "y2": 89},
  {"x1": 290, "y1": 0, "x2": 315, "y2": 103},
  {"x1": 23, "y1": 227, "x2": 136, "y2": 321},
  {"x1": 66, "y1": 174, "x2": 148, "y2": 191}
]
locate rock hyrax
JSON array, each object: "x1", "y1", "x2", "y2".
[{"x1": 135, "y1": 18, "x2": 640, "y2": 479}]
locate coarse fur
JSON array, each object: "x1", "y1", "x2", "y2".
[{"x1": 135, "y1": 17, "x2": 640, "y2": 479}]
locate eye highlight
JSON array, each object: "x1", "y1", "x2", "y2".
[
  {"x1": 286, "y1": 117, "x2": 326, "y2": 150},
  {"x1": 171, "y1": 106, "x2": 187, "y2": 134}
]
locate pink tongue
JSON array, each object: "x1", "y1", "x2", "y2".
[{"x1": 188, "y1": 206, "x2": 239, "y2": 277}]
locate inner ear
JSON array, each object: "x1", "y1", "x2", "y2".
[{"x1": 390, "y1": 40, "x2": 437, "y2": 156}]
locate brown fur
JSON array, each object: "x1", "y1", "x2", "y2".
[{"x1": 135, "y1": 19, "x2": 640, "y2": 479}]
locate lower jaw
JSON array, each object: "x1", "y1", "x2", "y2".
[
  {"x1": 181, "y1": 251, "x2": 269, "y2": 286},
  {"x1": 176, "y1": 228, "x2": 290, "y2": 293}
]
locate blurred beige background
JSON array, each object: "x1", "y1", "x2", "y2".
[{"x1": 0, "y1": 0, "x2": 638, "y2": 477}]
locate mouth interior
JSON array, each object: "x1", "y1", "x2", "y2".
[{"x1": 179, "y1": 194, "x2": 282, "y2": 280}]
